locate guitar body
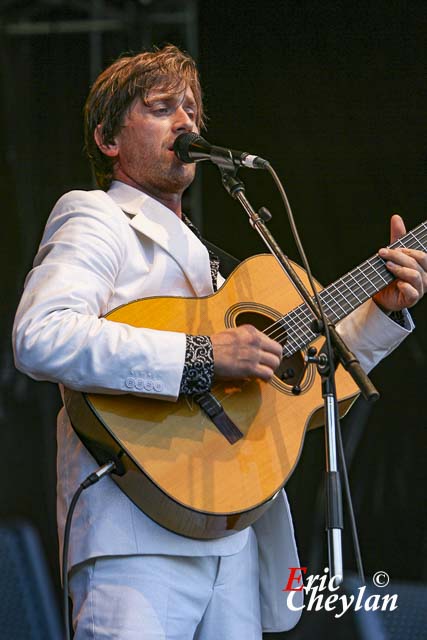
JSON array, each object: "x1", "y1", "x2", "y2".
[{"x1": 64, "y1": 254, "x2": 359, "y2": 539}]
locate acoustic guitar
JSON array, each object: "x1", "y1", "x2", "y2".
[{"x1": 64, "y1": 220, "x2": 426, "y2": 539}]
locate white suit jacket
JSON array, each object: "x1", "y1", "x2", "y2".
[{"x1": 13, "y1": 181, "x2": 413, "y2": 631}]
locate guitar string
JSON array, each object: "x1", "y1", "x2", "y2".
[
  {"x1": 259, "y1": 225, "x2": 427, "y2": 355},
  {"x1": 267, "y1": 258, "x2": 390, "y2": 350},
  {"x1": 269, "y1": 262, "x2": 402, "y2": 354},
  {"x1": 268, "y1": 228, "x2": 427, "y2": 352},
  {"x1": 209, "y1": 226, "x2": 426, "y2": 398},
  {"x1": 276, "y1": 226, "x2": 426, "y2": 332},
  {"x1": 268, "y1": 259, "x2": 387, "y2": 345}
]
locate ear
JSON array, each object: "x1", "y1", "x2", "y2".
[{"x1": 94, "y1": 124, "x2": 119, "y2": 157}]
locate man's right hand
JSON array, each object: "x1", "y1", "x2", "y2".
[{"x1": 210, "y1": 325, "x2": 283, "y2": 382}]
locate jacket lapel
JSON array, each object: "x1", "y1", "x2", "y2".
[{"x1": 107, "y1": 182, "x2": 213, "y2": 297}]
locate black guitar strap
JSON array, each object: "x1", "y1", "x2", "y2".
[
  {"x1": 182, "y1": 212, "x2": 240, "y2": 285},
  {"x1": 202, "y1": 239, "x2": 240, "y2": 279}
]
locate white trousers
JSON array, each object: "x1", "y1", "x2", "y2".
[{"x1": 69, "y1": 528, "x2": 262, "y2": 639}]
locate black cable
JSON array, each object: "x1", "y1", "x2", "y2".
[
  {"x1": 266, "y1": 162, "x2": 365, "y2": 584},
  {"x1": 62, "y1": 484, "x2": 84, "y2": 640},
  {"x1": 265, "y1": 163, "x2": 335, "y2": 362},
  {"x1": 62, "y1": 461, "x2": 116, "y2": 640}
]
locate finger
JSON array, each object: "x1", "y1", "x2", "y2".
[
  {"x1": 396, "y1": 280, "x2": 421, "y2": 308},
  {"x1": 240, "y1": 325, "x2": 283, "y2": 357},
  {"x1": 253, "y1": 363, "x2": 278, "y2": 381},
  {"x1": 378, "y1": 247, "x2": 426, "y2": 272},
  {"x1": 260, "y1": 335, "x2": 284, "y2": 358},
  {"x1": 399, "y1": 248, "x2": 427, "y2": 272},
  {"x1": 385, "y1": 262, "x2": 424, "y2": 293},
  {"x1": 389, "y1": 213, "x2": 406, "y2": 244},
  {"x1": 259, "y1": 350, "x2": 282, "y2": 371}
]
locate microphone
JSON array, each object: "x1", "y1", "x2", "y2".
[{"x1": 173, "y1": 132, "x2": 269, "y2": 170}]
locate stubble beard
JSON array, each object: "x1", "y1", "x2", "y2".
[
  {"x1": 151, "y1": 154, "x2": 196, "y2": 195},
  {"x1": 114, "y1": 145, "x2": 196, "y2": 201}
]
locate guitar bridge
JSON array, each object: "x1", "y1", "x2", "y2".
[{"x1": 193, "y1": 392, "x2": 243, "y2": 444}]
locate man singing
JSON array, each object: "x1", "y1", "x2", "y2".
[{"x1": 13, "y1": 45, "x2": 426, "y2": 639}]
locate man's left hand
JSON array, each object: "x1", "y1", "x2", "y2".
[{"x1": 374, "y1": 214, "x2": 427, "y2": 312}]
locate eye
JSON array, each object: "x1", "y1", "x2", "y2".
[
  {"x1": 149, "y1": 101, "x2": 171, "y2": 115},
  {"x1": 185, "y1": 107, "x2": 196, "y2": 119},
  {"x1": 153, "y1": 106, "x2": 169, "y2": 115}
]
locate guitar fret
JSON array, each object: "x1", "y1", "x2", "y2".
[
  {"x1": 356, "y1": 259, "x2": 391, "y2": 291},
  {"x1": 340, "y1": 274, "x2": 363, "y2": 303},
  {"x1": 282, "y1": 307, "x2": 317, "y2": 356},
  {"x1": 408, "y1": 230, "x2": 426, "y2": 251},
  {"x1": 336, "y1": 276, "x2": 362, "y2": 302},
  {"x1": 299, "y1": 306, "x2": 319, "y2": 337},
  {"x1": 368, "y1": 258, "x2": 389, "y2": 285},
  {"x1": 269, "y1": 316, "x2": 289, "y2": 336},
  {"x1": 288, "y1": 307, "x2": 315, "y2": 338},
  {"x1": 346, "y1": 270, "x2": 371, "y2": 298},
  {"x1": 349, "y1": 265, "x2": 378, "y2": 296},
  {"x1": 392, "y1": 225, "x2": 427, "y2": 252},
  {"x1": 320, "y1": 281, "x2": 357, "y2": 318},
  {"x1": 277, "y1": 326, "x2": 299, "y2": 352},
  {"x1": 391, "y1": 223, "x2": 427, "y2": 251},
  {"x1": 296, "y1": 309, "x2": 317, "y2": 335},
  {"x1": 321, "y1": 285, "x2": 350, "y2": 316},
  {"x1": 317, "y1": 295, "x2": 341, "y2": 322},
  {"x1": 283, "y1": 304, "x2": 318, "y2": 354},
  {"x1": 274, "y1": 317, "x2": 301, "y2": 352},
  {"x1": 281, "y1": 313, "x2": 311, "y2": 349}
]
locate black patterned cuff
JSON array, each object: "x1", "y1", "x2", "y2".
[
  {"x1": 389, "y1": 310, "x2": 406, "y2": 327},
  {"x1": 179, "y1": 335, "x2": 215, "y2": 395}
]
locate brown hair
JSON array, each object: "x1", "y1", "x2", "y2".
[{"x1": 84, "y1": 44, "x2": 204, "y2": 190}]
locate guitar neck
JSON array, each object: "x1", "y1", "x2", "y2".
[{"x1": 280, "y1": 220, "x2": 427, "y2": 356}]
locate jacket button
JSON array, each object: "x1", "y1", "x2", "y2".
[
  {"x1": 125, "y1": 377, "x2": 135, "y2": 389},
  {"x1": 144, "y1": 380, "x2": 154, "y2": 391},
  {"x1": 154, "y1": 380, "x2": 163, "y2": 392},
  {"x1": 135, "y1": 378, "x2": 144, "y2": 390}
]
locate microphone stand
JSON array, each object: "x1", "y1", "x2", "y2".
[{"x1": 218, "y1": 166, "x2": 379, "y2": 584}]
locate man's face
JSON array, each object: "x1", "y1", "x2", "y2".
[{"x1": 111, "y1": 85, "x2": 198, "y2": 200}]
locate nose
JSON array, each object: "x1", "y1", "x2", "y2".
[{"x1": 173, "y1": 106, "x2": 195, "y2": 133}]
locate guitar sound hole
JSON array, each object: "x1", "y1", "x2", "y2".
[{"x1": 234, "y1": 311, "x2": 304, "y2": 386}]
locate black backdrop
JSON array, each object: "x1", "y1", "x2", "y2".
[{"x1": 1, "y1": 1, "x2": 426, "y2": 636}]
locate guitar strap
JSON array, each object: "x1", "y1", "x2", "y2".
[
  {"x1": 182, "y1": 213, "x2": 240, "y2": 287},
  {"x1": 202, "y1": 239, "x2": 241, "y2": 279},
  {"x1": 183, "y1": 223, "x2": 243, "y2": 440},
  {"x1": 193, "y1": 391, "x2": 243, "y2": 444}
]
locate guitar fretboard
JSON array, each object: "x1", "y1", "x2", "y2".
[{"x1": 267, "y1": 220, "x2": 427, "y2": 356}]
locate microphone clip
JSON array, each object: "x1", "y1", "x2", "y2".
[{"x1": 219, "y1": 166, "x2": 245, "y2": 198}]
